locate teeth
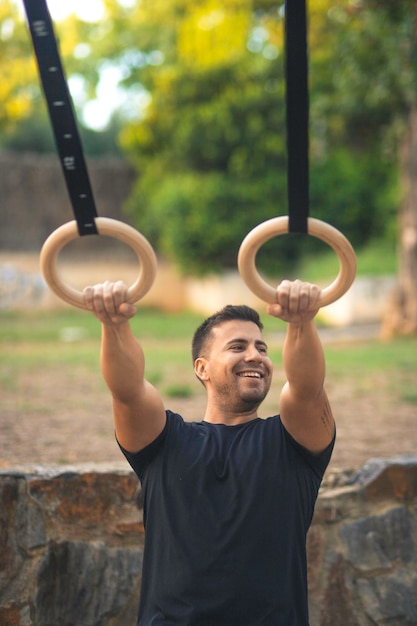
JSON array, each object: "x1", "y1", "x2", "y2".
[{"x1": 240, "y1": 372, "x2": 261, "y2": 378}]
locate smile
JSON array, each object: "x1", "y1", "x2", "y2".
[{"x1": 237, "y1": 371, "x2": 262, "y2": 379}]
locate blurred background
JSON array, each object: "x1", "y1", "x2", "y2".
[
  {"x1": 0, "y1": 0, "x2": 416, "y2": 469},
  {"x1": 1, "y1": 8, "x2": 417, "y2": 624},
  {"x1": 1, "y1": 0, "x2": 416, "y2": 331}
]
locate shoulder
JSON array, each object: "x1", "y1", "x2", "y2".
[
  {"x1": 145, "y1": 410, "x2": 201, "y2": 445},
  {"x1": 119, "y1": 411, "x2": 206, "y2": 475},
  {"x1": 278, "y1": 414, "x2": 335, "y2": 476},
  {"x1": 258, "y1": 415, "x2": 334, "y2": 476}
]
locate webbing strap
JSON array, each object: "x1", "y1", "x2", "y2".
[
  {"x1": 23, "y1": 0, "x2": 98, "y2": 236},
  {"x1": 285, "y1": 0, "x2": 309, "y2": 233}
]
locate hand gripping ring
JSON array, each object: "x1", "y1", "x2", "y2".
[
  {"x1": 40, "y1": 218, "x2": 157, "y2": 310},
  {"x1": 238, "y1": 216, "x2": 356, "y2": 307}
]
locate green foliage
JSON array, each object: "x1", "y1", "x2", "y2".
[
  {"x1": 129, "y1": 170, "x2": 289, "y2": 274},
  {"x1": 0, "y1": 107, "x2": 56, "y2": 153},
  {"x1": 0, "y1": 105, "x2": 124, "y2": 156},
  {"x1": 323, "y1": 0, "x2": 417, "y2": 150},
  {"x1": 120, "y1": 0, "x2": 405, "y2": 275},
  {"x1": 2, "y1": 0, "x2": 414, "y2": 278},
  {"x1": 0, "y1": 0, "x2": 37, "y2": 131},
  {"x1": 164, "y1": 383, "x2": 194, "y2": 398},
  {"x1": 123, "y1": 55, "x2": 293, "y2": 274},
  {"x1": 310, "y1": 148, "x2": 398, "y2": 246}
]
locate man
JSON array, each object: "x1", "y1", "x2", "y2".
[{"x1": 84, "y1": 278, "x2": 335, "y2": 626}]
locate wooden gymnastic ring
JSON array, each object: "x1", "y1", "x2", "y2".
[
  {"x1": 237, "y1": 216, "x2": 356, "y2": 307},
  {"x1": 40, "y1": 218, "x2": 157, "y2": 310}
]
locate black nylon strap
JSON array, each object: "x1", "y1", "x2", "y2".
[
  {"x1": 285, "y1": 0, "x2": 309, "y2": 233},
  {"x1": 23, "y1": 0, "x2": 98, "y2": 236}
]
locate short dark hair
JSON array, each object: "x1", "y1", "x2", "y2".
[{"x1": 191, "y1": 304, "x2": 263, "y2": 363}]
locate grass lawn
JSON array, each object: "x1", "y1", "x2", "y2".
[
  {"x1": 295, "y1": 238, "x2": 397, "y2": 283},
  {"x1": 1, "y1": 305, "x2": 416, "y2": 470},
  {"x1": 1, "y1": 308, "x2": 415, "y2": 402}
]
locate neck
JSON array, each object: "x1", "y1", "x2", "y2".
[{"x1": 203, "y1": 404, "x2": 259, "y2": 426}]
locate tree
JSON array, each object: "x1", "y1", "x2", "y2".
[
  {"x1": 116, "y1": 0, "x2": 394, "y2": 275},
  {"x1": 116, "y1": 0, "x2": 291, "y2": 274},
  {"x1": 1, "y1": 0, "x2": 401, "y2": 281},
  {"x1": 327, "y1": 0, "x2": 417, "y2": 335},
  {"x1": 0, "y1": 0, "x2": 36, "y2": 132},
  {"x1": 0, "y1": 3, "x2": 122, "y2": 155}
]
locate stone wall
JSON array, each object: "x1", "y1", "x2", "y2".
[
  {"x1": 0, "y1": 152, "x2": 395, "y2": 322},
  {"x1": 1, "y1": 456, "x2": 416, "y2": 626},
  {"x1": 0, "y1": 151, "x2": 135, "y2": 252},
  {"x1": 0, "y1": 463, "x2": 142, "y2": 626},
  {"x1": 308, "y1": 456, "x2": 417, "y2": 625}
]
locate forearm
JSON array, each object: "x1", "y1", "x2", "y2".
[
  {"x1": 270, "y1": 280, "x2": 334, "y2": 451},
  {"x1": 282, "y1": 319, "x2": 326, "y2": 397},
  {"x1": 100, "y1": 321, "x2": 146, "y2": 404}
]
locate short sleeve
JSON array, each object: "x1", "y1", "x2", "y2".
[
  {"x1": 118, "y1": 416, "x2": 169, "y2": 481},
  {"x1": 279, "y1": 417, "x2": 336, "y2": 479}
]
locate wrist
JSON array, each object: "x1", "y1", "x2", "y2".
[
  {"x1": 286, "y1": 317, "x2": 316, "y2": 333},
  {"x1": 102, "y1": 318, "x2": 133, "y2": 341}
]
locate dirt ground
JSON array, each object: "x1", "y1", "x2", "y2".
[
  {"x1": 1, "y1": 339, "x2": 416, "y2": 476},
  {"x1": 1, "y1": 253, "x2": 416, "y2": 476}
]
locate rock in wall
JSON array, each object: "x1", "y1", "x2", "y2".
[
  {"x1": 1, "y1": 457, "x2": 416, "y2": 626},
  {"x1": 0, "y1": 463, "x2": 143, "y2": 626},
  {"x1": 308, "y1": 456, "x2": 417, "y2": 625}
]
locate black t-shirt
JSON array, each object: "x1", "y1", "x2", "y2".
[{"x1": 121, "y1": 411, "x2": 334, "y2": 626}]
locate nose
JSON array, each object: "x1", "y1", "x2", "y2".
[{"x1": 244, "y1": 343, "x2": 262, "y2": 362}]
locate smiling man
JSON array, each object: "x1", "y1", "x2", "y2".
[{"x1": 84, "y1": 279, "x2": 335, "y2": 626}]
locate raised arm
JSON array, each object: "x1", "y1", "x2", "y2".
[
  {"x1": 84, "y1": 281, "x2": 166, "y2": 453},
  {"x1": 267, "y1": 280, "x2": 335, "y2": 454}
]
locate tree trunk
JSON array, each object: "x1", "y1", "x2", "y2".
[{"x1": 381, "y1": 105, "x2": 417, "y2": 337}]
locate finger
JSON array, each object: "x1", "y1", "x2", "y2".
[
  {"x1": 102, "y1": 281, "x2": 118, "y2": 318},
  {"x1": 112, "y1": 280, "x2": 129, "y2": 312},
  {"x1": 298, "y1": 282, "x2": 311, "y2": 312},
  {"x1": 83, "y1": 285, "x2": 94, "y2": 310},
  {"x1": 276, "y1": 279, "x2": 291, "y2": 311},
  {"x1": 308, "y1": 284, "x2": 321, "y2": 310},
  {"x1": 266, "y1": 303, "x2": 284, "y2": 318},
  {"x1": 84, "y1": 284, "x2": 109, "y2": 323},
  {"x1": 119, "y1": 302, "x2": 137, "y2": 318},
  {"x1": 92, "y1": 283, "x2": 107, "y2": 318},
  {"x1": 287, "y1": 280, "x2": 302, "y2": 314}
]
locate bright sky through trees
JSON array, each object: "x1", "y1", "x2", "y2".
[
  {"x1": 34, "y1": 0, "x2": 105, "y2": 23},
  {"x1": 12, "y1": 0, "x2": 127, "y2": 129}
]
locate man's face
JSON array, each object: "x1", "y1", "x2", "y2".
[{"x1": 195, "y1": 320, "x2": 273, "y2": 411}]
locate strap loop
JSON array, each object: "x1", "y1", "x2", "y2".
[
  {"x1": 23, "y1": 0, "x2": 98, "y2": 236},
  {"x1": 285, "y1": 0, "x2": 309, "y2": 233}
]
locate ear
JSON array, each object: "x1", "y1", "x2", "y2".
[{"x1": 194, "y1": 357, "x2": 209, "y2": 382}]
